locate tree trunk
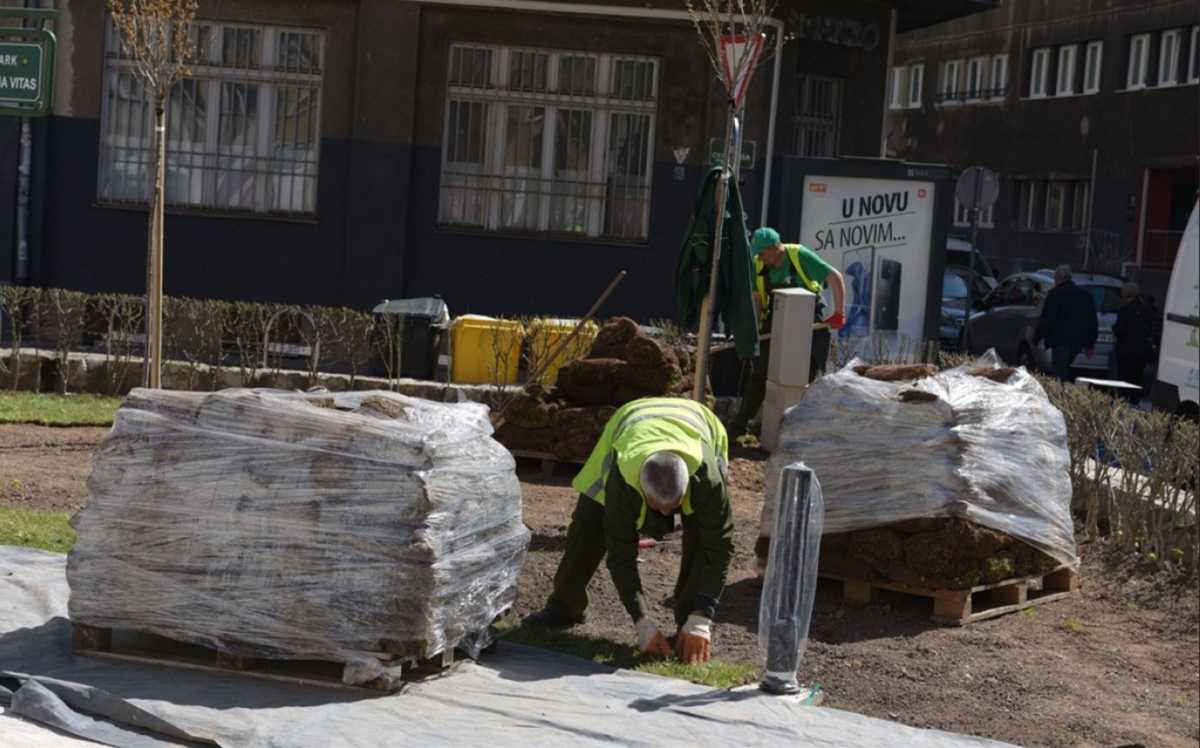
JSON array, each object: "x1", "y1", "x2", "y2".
[{"x1": 144, "y1": 100, "x2": 167, "y2": 389}]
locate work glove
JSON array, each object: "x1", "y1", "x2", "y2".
[
  {"x1": 824, "y1": 311, "x2": 846, "y2": 331},
  {"x1": 635, "y1": 617, "x2": 673, "y2": 657},
  {"x1": 675, "y1": 614, "x2": 712, "y2": 664}
]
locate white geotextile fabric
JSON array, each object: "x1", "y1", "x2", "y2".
[
  {"x1": 765, "y1": 354, "x2": 1077, "y2": 566},
  {"x1": 0, "y1": 546, "x2": 1014, "y2": 747},
  {"x1": 66, "y1": 388, "x2": 529, "y2": 685}
]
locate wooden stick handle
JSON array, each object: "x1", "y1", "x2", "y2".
[{"x1": 492, "y1": 270, "x2": 627, "y2": 429}]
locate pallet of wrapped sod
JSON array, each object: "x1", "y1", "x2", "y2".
[
  {"x1": 762, "y1": 353, "x2": 1077, "y2": 608},
  {"x1": 67, "y1": 388, "x2": 529, "y2": 686}
]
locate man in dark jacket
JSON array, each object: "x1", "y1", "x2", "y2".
[
  {"x1": 1033, "y1": 265, "x2": 1098, "y2": 381},
  {"x1": 1112, "y1": 281, "x2": 1156, "y2": 400}
]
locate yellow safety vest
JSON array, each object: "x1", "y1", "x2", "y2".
[
  {"x1": 572, "y1": 398, "x2": 729, "y2": 529},
  {"x1": 754, "y1": 244, "x2": 822, "y2": 317}
]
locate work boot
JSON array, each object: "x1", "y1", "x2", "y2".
[{"x1": 522, "y1": 607, "x2": 584, "y2": 629}]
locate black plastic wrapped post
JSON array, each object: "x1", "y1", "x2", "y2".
[{"x1": 758, "y1": 462, "x2": 824, "y2": 695}]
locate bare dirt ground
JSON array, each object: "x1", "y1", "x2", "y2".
[
  {"x1": 0, "y1": 424, "x2": 108, "y2": 512},
  {"x1": 3, "y1": 423, "x2": 1197, "y2": 747}
]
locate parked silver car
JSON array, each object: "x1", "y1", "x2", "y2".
[{"x1": 961, "y1": 271, "x2": 1124, "y2": 373}]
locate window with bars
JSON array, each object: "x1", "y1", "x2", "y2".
[
  {"x1": 792, "y1": 75, "x2": 842, "y2": 157},
  {"x1": 438, "y1": 43, "x2": 658, "y2": 241},
  {"x1": 98, "y1": 21, "x2": 324, "y2": 215}
]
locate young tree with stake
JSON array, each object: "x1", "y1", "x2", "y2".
[
  {"x1": 685, "y1": 0, "x2": 778, "y2": 401},
  {"x1": 107, "y1": 0, "x2": 198, "y2": 388}
]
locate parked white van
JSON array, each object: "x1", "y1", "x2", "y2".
[{"x1": 1151, "y1": 201, "x2": 1199, "y2": 419}]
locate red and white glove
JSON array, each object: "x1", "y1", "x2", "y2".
[
  {"x1": 675, "y1": 614, "x2": 712, "y2": 664},
  {"x1": 635, "y1": 617, "x2": 672, "y2": 657},
  {"x1": 824, "y1": 311, "x2": 846, "y2": 331}
]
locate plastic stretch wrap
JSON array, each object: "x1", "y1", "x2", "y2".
[
  {"x1": 67, "y1": 388, "x2": 530, "y2": 685},
  {"x1": 759, "y1": 463, "x2": 824, "y2": 686},
  {"x1": 764, "y1": 353, "x2": 1076, "y2": 567}
]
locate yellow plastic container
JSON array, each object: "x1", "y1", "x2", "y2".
[
  {"x1": 527, "y1": 318, "x2": 599, "y2": 386},
  {"x1": 450, "y1": 315, "x2": 525, "y2": 385}
]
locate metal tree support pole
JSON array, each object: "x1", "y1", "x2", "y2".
[
  {"x1": 144, "y1": 101, "x2": 166, "y2": 389},
  {"x1": 964, "y1": 174, "x2": 981, "y2": 354},
  {"x1": 759, "y1": 462, "x2": 824, "y2": 695},
  {"x1": 691, "y1": 107, "x2": 736, "y2": 401}
]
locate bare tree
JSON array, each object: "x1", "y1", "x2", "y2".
[{"x1": 107, "y1": 0, "x2": 198, "y2": 389}]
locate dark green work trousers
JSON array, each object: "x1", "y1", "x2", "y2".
[
  {"x1": 546, "y1": 494, "x2": 706, "y2": 628},
  {"x1": 731, "y1": 328, "x2": 831, "y2": 435}
]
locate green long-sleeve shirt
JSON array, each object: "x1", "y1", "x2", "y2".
[{"x1": 600, "y1": 444, "x2": 735, "y2": 623}]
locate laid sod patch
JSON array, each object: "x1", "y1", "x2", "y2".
[
  {"x1": 0, "y1": 392, "x2": 121, "y2": 427},
  {"x1": 0, "y1": 507, "x2": 76, "y2": 553},
  {"x1": 496, "y1": 622, "x2": 757, "y2": 689}
]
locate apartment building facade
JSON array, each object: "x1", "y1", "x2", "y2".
[{"x1": 885, "y1": 0, "x2": 1198, "y2": 297}]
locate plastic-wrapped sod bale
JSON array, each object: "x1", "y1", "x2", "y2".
[{"x1": 759, "y1": 463, "x2": 824, "y2": 695}]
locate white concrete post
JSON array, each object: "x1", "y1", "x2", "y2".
[{"x1": 761, "y1": 288, "x2": 816, "y2": 452}]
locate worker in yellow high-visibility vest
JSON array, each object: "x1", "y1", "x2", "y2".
[
  {"x1": 730, "y1": 227, "x2": 847, "y2": 436},
  {"x1": 524, "y1": 397, "x2": 733, "y2": 665}
]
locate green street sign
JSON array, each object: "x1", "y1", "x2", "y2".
[
  {"x1": 0, "y1": 7, "x2": 57, "y2": 117},
  {"x1": 709, "y1": 138, "x2": 757, "y2": 170},
  {"x1": 0, "y1": 42, "x2": 43, "y2": 105}
]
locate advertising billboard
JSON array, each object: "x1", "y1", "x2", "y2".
[{"x1": 797, "y1": 175, "x2": 936, "y2": 345}]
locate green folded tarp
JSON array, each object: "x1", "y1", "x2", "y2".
[{"x1": 676, "y1": 167, "x2": 760, "y2": 360}]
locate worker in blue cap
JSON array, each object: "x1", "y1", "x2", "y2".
[{"x1": 729, "y1": 227, "x2": 846, "y2": 437}]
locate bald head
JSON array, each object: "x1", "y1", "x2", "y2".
[{"x1": 640, "y1": 452, "x2": 689, "y2": 514}]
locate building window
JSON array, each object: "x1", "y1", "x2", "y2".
[
  {"x1": 990, "y1": 54, "x2": 1008, "y2": 98},
  {"x1": 954, "y1": 198, "x2": 993, "y2": 228},
  {"x1": 908, "y1": 64, "x2": 924, "y2": 107},
  {"x1": 1044, "y1": 181, "x2": 1067, "y2": 230},
  {"x1": 98, "y1": 21, "x2": 325, "y2": 215},
  {"x1": 1017, "y1": 180, "x2": 1040, "y2": 229},
  {"x1": 794, "y1": 75, "x2": 843, "y2": 157},
  {"x1": 1029, "y1": 48, "x2": 1050, "y2": 98},
  {"x1": 438, "y1": 44, "x2": 658, "y2": 241},
  {"x1": 953, "y1": 199, "x2": 969, "y2": 227},
  {"x1": 965, "y1": 57, "x2": 986, "y2": 100},
  {"x1": 1084, "y1": 41, "x2": 1103, "y2": 94},
  {"x1": 1127, "y1": 33, "x2": 1150, "y2": 89},
  {"x1": 889, "y1": 66, "x2": 906, "y2": 109},
  {"x1": 1071, "y1": 181, "x2": 1090, "y2": 230},
  {"x1": 1189, "y1": 26, "x2": 1199, "y2": 84},
  {"x1": 939, "y1": 59, "x2": 962, "y2": 103},
  {"x1": 1056, "y1": 45, "x2": 1077, "y2": 95},
  {"x1": 1158, "y1": 29, "x2": 1181, "y2": 86}
]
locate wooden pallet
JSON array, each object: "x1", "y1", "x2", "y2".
[
  {"x1": 70, "y1": 623, "x2": 455, "y2": 692},
  {"x1": 824, "y1": 565, "x2": 1078, "y2": 626}
]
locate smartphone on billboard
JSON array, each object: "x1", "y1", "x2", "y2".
[
  {"x1": 840, "y1": 247, "x2": 875, "y2": 338},
  {"x1": 874, "y1": 258, "x2": 902, "y2": 332}
]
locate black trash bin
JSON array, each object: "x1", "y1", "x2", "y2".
[{"x1": 371, "y1": 297, "x2": 449, "y2": 381}]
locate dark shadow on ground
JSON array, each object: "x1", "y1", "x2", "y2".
[
  {"x1": 718, "y1": 576, "x2": 947, "y2": 645},
  {"x1": 527, "y1": 531, "x2": 568, "y2": 553}
]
